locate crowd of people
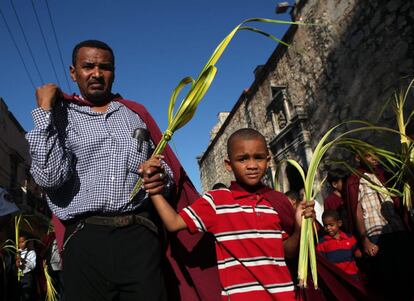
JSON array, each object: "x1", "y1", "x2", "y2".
[
  {"x1": 283, "y1": 151, "x2": 414, "y2": 300},
  {"x1": 0, "y1": 217, "x2": 63, "y2": 301},
  {"x1": 1, "y1": 38, "x2": 413, "y2": 301}
]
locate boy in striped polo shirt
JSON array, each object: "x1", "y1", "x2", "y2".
[
  {"x1": 317, "y1": 210, "x2": 361, "y2": 278},
  {"x1": 143, "y1": 128, "x2": 315, "y2": 300}
]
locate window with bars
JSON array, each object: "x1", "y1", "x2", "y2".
[{"x1": 267, "y1": 86, "x2": 293, "y2": 134}]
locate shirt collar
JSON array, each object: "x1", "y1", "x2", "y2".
[
  {"x1": 229, "y1": 181, "x2": 272, "y2": 199},
  {"x1": 69, "y1": 100, "x2": 122, "y2": 115},
  {"x1": 323, "y1": 230, "x2": 347, "y2": 241}
]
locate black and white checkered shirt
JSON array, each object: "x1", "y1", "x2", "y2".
[{"x1": 26, "y1": 100, "x2": 173, "y2": 221}]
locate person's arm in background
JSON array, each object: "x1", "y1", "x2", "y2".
[{"x1": 355, "y1": 202, "x2": 378, "y2": 256}]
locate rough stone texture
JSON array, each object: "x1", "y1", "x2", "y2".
[
  {"x1": 198, "y1": 0, "x2": 414, "y2": 194},
  {"x1": 0, "y1": 97, "x2": 30, "y2": 203}
]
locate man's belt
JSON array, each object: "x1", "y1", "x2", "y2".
[{"x1": 83, "y1": 214, "x2": 158, "y2": 234}]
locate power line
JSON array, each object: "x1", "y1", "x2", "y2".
[
  {"x1": 30, "y1": 0, "x2": 61, "y2": 87},
  {"x1": 0, "y1": 6, "x2": 36, "y2": 90},
  {"x1": 44, "y1": 0, "x2": 72, "y2": 92},
  {"x1": 9, "y1": 0, "x2": 45, "y2": 85}
]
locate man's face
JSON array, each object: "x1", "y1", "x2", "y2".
[
  {"x1": 356, "y1": 152, "x2": 379, "y2": 168},
  {"x1": 364, "y1": 153, "x2": 379, "y2": 167},
  {"x1": 70, "y1": 47, "x2": 115, "y2": 103},
  {"x1": 323, "y1": 216, "x2": 341, "y2": 238},
  {"x1": 225, "y1": 138, "x2": 270, "y2": 188}
]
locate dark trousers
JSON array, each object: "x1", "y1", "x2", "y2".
[
  {"x1": 49, "y1": 270, "x2": 64, "y2": 300},
  {"x1": 366, "y1": 232, "x2": 414, "y2": 301},
  {"x1": 63, "y1": 223, "x2": 166, "y2": 301},
  {"x1": 19, "y1": 272, "x2": 34, "y2": 301}
]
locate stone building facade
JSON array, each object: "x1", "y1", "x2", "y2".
[
  {"x1": 198, "y1": 0, "x2": 414, "y2": 194},
  {"x1": 0, "y1": 97, "x2": 44, "y2": 212},
  {"x1": 0, "y1": 97, "x2": 30, "y2": 202}
]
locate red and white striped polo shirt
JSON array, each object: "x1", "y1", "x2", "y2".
[{"x1": 179, "y1": 182, "x2": 296, "y2": 301}]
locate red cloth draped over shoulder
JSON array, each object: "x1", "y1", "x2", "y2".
[
  {"x1": 262, "y1": 188, "x2": 372, "y2": 301},
  {"x1": 323, "y1": 192, "x2": 344, "y2": 211},
  {"x1": 50, "y1": 93, "x2": 221, "y2": 301}
]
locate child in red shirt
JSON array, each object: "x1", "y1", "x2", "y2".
[
  {"x1": 317, "y1": 210, "x2": 361, "y2": 278},
  {"x1": 142, "y1": 128, "x2": 315, "y2": 301}
]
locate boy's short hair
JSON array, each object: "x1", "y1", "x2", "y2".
[
  {"x1": 72, "y1": 40, "x2": 115, "y2": 66},
  {"x1": 227, "y1": 128, "x2": 267, "y2": 157},
  {"x1": 327, "y1": 168, "x2": 347, "y2": 186},
  {"x1": 322, "y1": 209, "x2": 340, "y2": 221},
  {"x1": 212, "y1": 182, "x2": 227, "y2": 190},
  {"x1": 285, "y1": 190, "x2": 299, "y2": 201}
]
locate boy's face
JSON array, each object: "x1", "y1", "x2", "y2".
[
  {"x1": 18, "y1": 236, "x2": 27, "y2": 249},
  {"x1": 323, "y1": 216, "x2": 342, "y2": 238},
  {"x1": 225, "y1": 138, "x2": 270, "y2": 188},
  {"x1": 299, "y1": 188, "x2": 305, "y2": 201},
  {"x1": 288, "y1": 197, "x2": 298, "y2": 209},
  {"x1": 332, "y1": 179, "x2": 343, "y2": 192}
]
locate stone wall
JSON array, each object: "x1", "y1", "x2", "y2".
[
  {"x1": 199, "y1": 93, "x2": 250, "y2": 192},
  {"x1": 198, "y1": 0, "x2": 414, "y2": 194},
  {"x1": 0, "y1": 97, "x2": 31, "y2": 203}
]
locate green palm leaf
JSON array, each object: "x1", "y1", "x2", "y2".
[{"x1": 129, "y1": 17, "x2": 306, "y2": 200}]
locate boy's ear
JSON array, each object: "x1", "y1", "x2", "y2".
[
  {"x1": 224, "y1": 158, "x2": 233, "y2": 172},
  {"x1": 338, "y1": 219, "x2": 343, "y2": 227}
]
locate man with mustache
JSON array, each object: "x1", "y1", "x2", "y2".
[{"x1": 26, "y1": 40, "x2": 220, "y2": 301}]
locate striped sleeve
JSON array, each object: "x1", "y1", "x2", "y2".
[
  {"x1": 179, "y1": 192, "x2": 217, "y2": 234},
  {"x1": 281, "y1": 230, "x2": 289, "y2": 241}
]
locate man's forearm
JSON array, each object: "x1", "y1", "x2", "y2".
[
  {"x1": 26, "y1": 108, "x2": 72, "y2": 188},
  {"x1": 355, "y1": 202, "x2": 367, "y2": 239}
]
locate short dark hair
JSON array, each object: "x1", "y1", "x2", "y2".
[
  {"x1": 18, "y1": 233, "x2": 29, "y2": 243},
  {"x1": 72, "y1": 40, "x2": 115, "y2": 66},
  {"x1": 227, "y1": 128, "x2": 267, "y2": 158},
  {"x1": 285, "y1": 190, "x2": 299, "y2": 201},
  {"x1": 327, "y1": 168, "x2": 347, "y2": 186},
  {"x1": 322, "y1": 209, "x2": 340, "y2": 221},
  {"x1": 212, "y1": 183, "x2": 227, "y2": 190}
]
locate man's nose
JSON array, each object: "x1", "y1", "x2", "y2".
[{"x1": 92, "y1": 66, "x2": 103, "y2": 77}]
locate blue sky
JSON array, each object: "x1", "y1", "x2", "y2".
[{"x1": 0, "y1": 0, "x2": 292, "y2": 191}]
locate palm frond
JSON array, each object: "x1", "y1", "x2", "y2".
[
  {"x1": 129, "y1": 17, "x2": 307, "y2": 200},
  {"x1": 43, "y1": 261, "x2": 58, "y2": 301}
]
